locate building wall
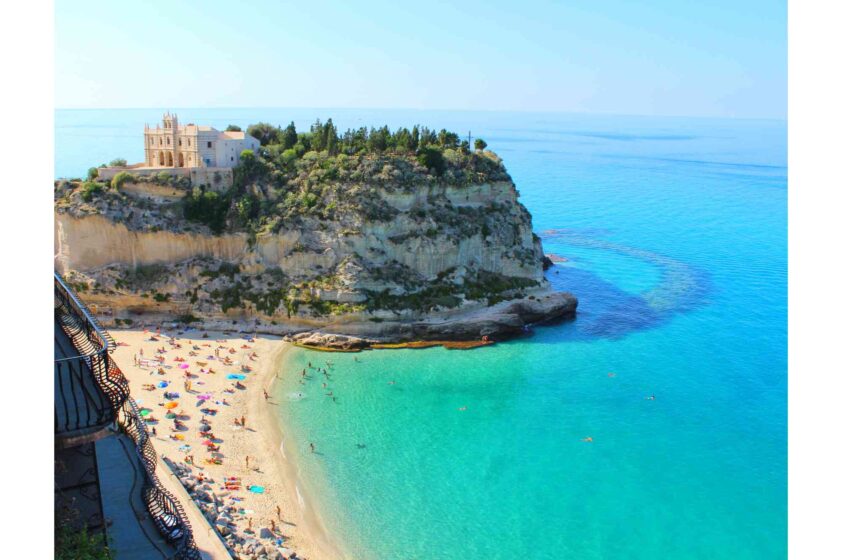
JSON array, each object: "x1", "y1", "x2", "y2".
[{"x1": 216, "y1": 136, "x2": 260, "y2": 167}]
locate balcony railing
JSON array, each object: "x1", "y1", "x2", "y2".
[{"x1": 54, "y1": 273, "x2": 201, "y2": 559}]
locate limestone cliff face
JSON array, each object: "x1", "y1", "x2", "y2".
[
  {"x1": 55, "y1": 176, "x2": 575, "y2": 343},
  {"x1": 56, "y1": 181, "x2": 541, "y2": 281}
]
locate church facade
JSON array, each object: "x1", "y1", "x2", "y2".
[{"x1": 143, "y1": 113, "x2": 260, "y2": 169}]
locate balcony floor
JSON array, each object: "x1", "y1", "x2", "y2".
[{"x1": 96, "y1": 434, "x2": 176, "y2": 559}]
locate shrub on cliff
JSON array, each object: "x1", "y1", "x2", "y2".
[
  {"x1": 111, "y1": 171, "x2": 133, "y2": 191},
  {"x1": 416, "y1": 146, "x2": 445, "y2": 175},
  {"x1": 80, "y1": 181, "x2": 104, "y2": 202},
  {"x1": 183, "y1": 187, "x2": 229, "y2": 233},
  {"x1": 86, "y1": 167, "x2": 99, "y2": 181},
  {"x1": 109, "y1": 158, "x2": 127, "y2": 167}
]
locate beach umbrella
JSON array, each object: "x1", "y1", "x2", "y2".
[
  {"x1": 165, "y1": 412, "x2": 176, "y2": 419},
  {"x1": 201, "y1": 439, "x2": 214, "y2": 446},
  {"x1": 157, "y1": 381, "x2": 169, "y2": 388},
  {"x1": 179, "y1": 363, "x2": 190, "y2": 369},
  {"x1": 139, "y1": 409, "x2": 151, "y2": 417},
  {"x1": 165, "y1": 401, "x2": 179, "y2": 409}
]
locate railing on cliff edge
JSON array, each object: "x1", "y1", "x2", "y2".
[{"x1": 55, "y1": 273, "x2": 201, "y2": 560}]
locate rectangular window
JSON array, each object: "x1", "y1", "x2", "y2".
[
  {"x1": 178, "y1": 139, "x2": 182, "y2": 146},
  {"x1": 207, "y1": 141, "x2": 212, "y2": 148}
]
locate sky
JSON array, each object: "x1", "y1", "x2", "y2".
[{"x1": 54, "y1": 0, "x2": 787, "y2": 119}]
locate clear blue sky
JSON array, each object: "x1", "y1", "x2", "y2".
[{"x1": 55, "y1": 0, "x2": 786, "y2": 119}]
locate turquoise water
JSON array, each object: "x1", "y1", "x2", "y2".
[{"x1": 56, "y1": 109, "x2": 787, "y2": 559}]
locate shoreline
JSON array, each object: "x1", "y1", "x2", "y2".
[
  {"x1": 254, "y1": 342, "x2": 349, "y2": 560},
  {"x1": 111, "y1": 328, "x2": 348, "y2": 560}
]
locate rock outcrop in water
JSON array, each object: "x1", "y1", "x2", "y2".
[{"x1": 55, "y1": 130, "x2": 576, "y2": 347}]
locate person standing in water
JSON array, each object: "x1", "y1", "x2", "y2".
[{"x1": 309, "y1": 442, "x2": 315, "y2": 453}]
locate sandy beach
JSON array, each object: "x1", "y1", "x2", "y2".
[{"x1": 111, "y1": 328, "x2": 345, "y2": 560}]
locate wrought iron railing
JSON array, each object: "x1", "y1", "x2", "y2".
[
  {"x1": 55, "y1": 273, "x2": 200, "y2": 560},
  {"x1": 55, "y1": 275, "x2": 129, "y2": 438}
]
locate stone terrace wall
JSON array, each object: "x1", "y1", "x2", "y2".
[{"x1": 97, "y1": 166, "x2": 233, "y2": 191}]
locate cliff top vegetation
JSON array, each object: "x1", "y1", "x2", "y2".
[{"x1": 57, "y1": 119, "x2": 512, "y2": 237}]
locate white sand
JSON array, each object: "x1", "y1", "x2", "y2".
[{"x1": 111, "y1": 328, "x2": 345, "y2": 560}]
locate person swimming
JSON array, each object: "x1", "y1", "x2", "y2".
[
  {"x1": 458, "y1": 406, "x2": 467, "y2": 411},
  {"x1": 646, "y1": 394, "x2": 656, "y2": 400},
  {"x1": 582, "y1": 436, "x2": 593, "y2": 442}
]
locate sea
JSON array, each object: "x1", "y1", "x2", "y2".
[{"x1": 56, "y1": 108, "x2": 787, "y2": 559}]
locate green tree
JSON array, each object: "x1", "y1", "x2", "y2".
[
  {"x1": 417, "y1": 146, "x2": 445, "y2": 175},
  {"x1": 225, "y1": 124, "x2": 242, "y2": 132},
  {"x1": 86, "y1": 167, "x2": 99, "y2": 181},
  {"x1": 409, "y1": 126, "x2": 420, "y2": 151},
  {"x1": 437, "y1": 129, "x2": 459, "y2": 148},
  {"x1": 109, "y1": 158, "x2": 127, "y2": 167},
  {"x1": 474, "y1": 138, "x2": 487, "y2": 151},
  {"x1": 281, "y1": 121, "x2": 298, "y2": 150},
  {"x1": 246, "y1": 122, "x2": 280, "y2": 146}
]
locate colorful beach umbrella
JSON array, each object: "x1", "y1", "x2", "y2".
[
  {"x1": 165, "y1": 401, "x2": 179, "y2": 409},
  {"x1": 179, "y1": 363, "x2": 190, "y2": 369}
]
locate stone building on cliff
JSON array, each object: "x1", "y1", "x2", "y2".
[{"x1": 144, "y1": 112, "x2": 260, "y2": 169}]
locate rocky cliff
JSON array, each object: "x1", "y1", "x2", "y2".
[{"x1": 55, "y1": 145, "x2": 575, "y2": 346}]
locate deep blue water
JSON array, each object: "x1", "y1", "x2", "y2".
[{"x1": 56, "y1": 109, "x2": 787, "y2": 559}]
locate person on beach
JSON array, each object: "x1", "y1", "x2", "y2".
[
  {"x1": 241, "y1": 415, "x2": 246, "y2": 427},
  {"x1": 263, "y1": 389, "x2": 269, "y2": 400},
  {"x1": 270, "y1": 520, "x2": 277, "y2": 533},
  {"x1": 245, "y1": 455, "x2": 250, "y2": 468},
  {"x1": 276, "y1": 505, "x2": 281, "y2": 521},
  {"x1": 310, "y1": 442, "x2": 315, "y2": 453}
]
